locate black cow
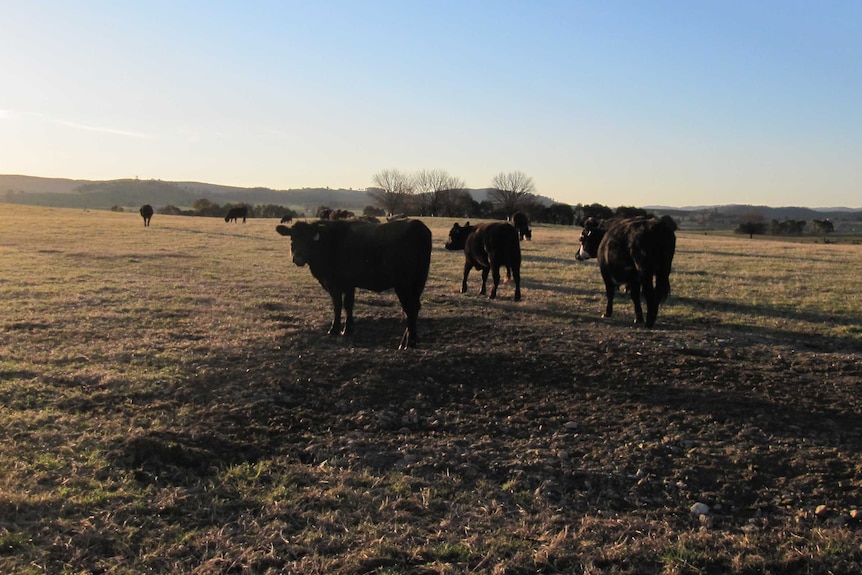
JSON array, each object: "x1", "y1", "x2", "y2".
[
  {"x1": 280, "y1": 214, "x2": 293, "y2": 224},
  {"x1": 576, "y1": 215, "x2": 677, "y2": 327},
  {"x1": 445, "y1": 222, "x2": 522, "y2": 301},
  {"x1": 225, "y1": 206, "x2": 248, "y2": 223},
  {"x1": 275, "y1": 218, "x2": 432, "y2": 349},
  {"x1": 139, "y1": 204, "x2": 154, "y2": 227},
  {"x1": 511, "y1": 211, "x2": 531, "y2": 241}
]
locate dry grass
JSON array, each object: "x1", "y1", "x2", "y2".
[{"x1": 0, "y1": 204, "x2": 860, "y2": 574}]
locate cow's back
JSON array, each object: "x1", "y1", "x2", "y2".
[
  {"x1": 467, "y1": 222, "x2": 520, "y2": 267},
  {"x1": 335, "y1": 219, "x2": 432, "y2": 292},
  {"x1": 599, "y1": 216, "x2": 676, "y2": 297},
  {"x1": 647, "y1": 216, "x2": 677, "y2": 301}
]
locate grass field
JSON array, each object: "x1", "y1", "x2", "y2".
[{"x1": 1, "y1": 204, "x2": 860, "y2": 574}]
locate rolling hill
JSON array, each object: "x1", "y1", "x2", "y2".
[{"x1": 2, "y1": 174, "x2": 860, "y2": 225}]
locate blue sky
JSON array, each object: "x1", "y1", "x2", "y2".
[{"x1": 2, "y1": 0, "x2": 860, "y2": 207}]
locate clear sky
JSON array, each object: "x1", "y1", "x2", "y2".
[{"x1": 2, "y1": 1, "x2": 860, "y2": 208}]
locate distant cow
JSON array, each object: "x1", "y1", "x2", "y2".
[
  {"x1": 576, "y1": 215, "x2": 677, "y2": 327},
  {"x1": 355, "y1": 215, "x2": 381, "y2": 223},
  {"x1": 329, "y1": 209, "x2": 355, "y2": 220},
  {"x1": 139, "y1": 204, "x2": 154, "y2": 227},
  {"x1": 280, "y1": 214, "x2": 293, "y2": 224},
  {"x1": 275, "y1": 218, "x2": 432, "y2": 349},
  {"x1": 445, "y1": 222, "x2": 522, "y2": 301},
  {"x1": 511, "y1": 211, "x2": 531, "y2": 241},
  {"x1": 225, "y1": 206, "x2": 248, "y2": 223}
]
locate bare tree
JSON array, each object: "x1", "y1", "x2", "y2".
[
  {"x1": 489, "y1": 171, "x2": 536, "y2": 214},
  {"x1": 369, "y1": 169, "x2": 414, "y2": 214},
  {"x1": 413, "y1": 169, "x2": 467, "y2": 216}
]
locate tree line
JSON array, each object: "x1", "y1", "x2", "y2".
[
  {"x1": 736, "y1": 212, "x2": 835, "y2": 238},
  {"x1": 366, "y1": 168, "x2": 653, "y2": 226},
  {"x1": 154, "y1": 199, "x2": 301, "y2": 220},
  {"x1": 113, "y1": 168, "x2": 657, "y2": 228}
]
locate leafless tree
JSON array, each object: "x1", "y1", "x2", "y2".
[
  {"x1": 369, "y1": 169, "x2": 414, "y2": 214},
  {"x1": 413, "y1": 169, "x2": 467, "y2": 216},
  {"x1": 489, "y1": 171, "x2": 536, "y2": 214},
  {"x1": 436, "y1": 189, "x2": 476, "y2": 217}
]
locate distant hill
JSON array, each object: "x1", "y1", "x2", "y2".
[
  {"x1": 1, "y1": 175, "x2": 373, "y2": 213},
  {"x1": 0, "y1": 175, "x2": 88, "y2": 194},
  {"x1": 3, "y1": 175, "x2": 859, "y2": 228},
  {"x1": 646, "y1": 203, "x2": 862, "y2": 225},
  {"x1": 0, "y1": 175, "x2": 554, "y2": 213}
]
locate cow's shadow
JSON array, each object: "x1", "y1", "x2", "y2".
[{"x1": 674, "y1": 295, "x2": 861, "y2": 345}]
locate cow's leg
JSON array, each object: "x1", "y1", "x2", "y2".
[
  {"x1": 395, "y1": 288, "x2": 419, "y2": 349},
  {"x1": 511, "y1": 263, "x2": 521, "y2": 302},
  {"x1": 489, "y1": 263, "x2": 502, "y2": 299},
  {"x1": 643, "y1": 276, "x2": 658, "y2": 327},
  {"x1": 482, "y1": 267, "x2": 492, "y2": 297},
  {"x1": 600, "y1": 269, "x2": 615, "y2": 319},
  {"x1": 461, "y1": 262, "x2": 471, "y2": 294},
  {"x1": 327, "y1": 291, "x2": 343, "y2": 335},
  {"x1": 629, "y1": 281, "x2": 645, "y2": 324},
  {"x1": 342, "y1": 288, "x2": 356, "y2": 336}
]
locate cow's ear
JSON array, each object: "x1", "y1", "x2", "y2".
[{"x1": 276, "y1": 225, "x2": 292, "y2": 236}]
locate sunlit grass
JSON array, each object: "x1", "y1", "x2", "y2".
[{"x1": 0, "y1": 204, "x2": 860, "y2": 574}]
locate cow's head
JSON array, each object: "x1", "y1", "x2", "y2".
[
  {"x1": 276, "y1": 221, "x2": 324, "y2": 267},
  {"x1": 576, "y1": 218, "x2": 604, "y2": 261},
  {"x1": 445, "y1": 222, "x2": 474, "y2": 251}
]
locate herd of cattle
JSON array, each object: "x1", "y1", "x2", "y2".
[{"x1": 141, "y1": 205, "x2": 677, "y2": 348}]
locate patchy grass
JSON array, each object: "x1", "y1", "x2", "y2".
[{"x1": 0, "y1": 204, "x2": 860, "y2": 574}]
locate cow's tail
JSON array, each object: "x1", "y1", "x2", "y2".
[{"x1": 655, "y1": 216, "x2": 677, "y2": 303}]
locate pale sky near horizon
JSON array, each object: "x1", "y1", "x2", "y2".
[{"x1": 1, "y1": 1, "x2": 860, "y2": 208}]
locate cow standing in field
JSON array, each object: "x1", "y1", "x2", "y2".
[
  {"x1": 140, "y1": 204, "x2": 154, "y2": 227},
  {"x1": 445, "y1": 222, "x2": 522, "y2": 301},
  {"x1": 576, "y1": 215, "x2": 677, "y2": 327},
  {"x1": 511, "y1": 211, "x2": 531, "y2": 241},
  {"x1": 275, "y1": 218, "x2": 432, "y2": 349},
  {"x1": 225, "y1": 206, "x2": 248, "y2": 223}
]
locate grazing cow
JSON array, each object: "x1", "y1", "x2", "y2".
[
  {"x1": 139, "y1": 204, "x2": 154, "y2": 227},
  {"x1": 275, "y1": 218, "x2": 432, "y2": 349},
  {"x1": 511, "y1": 211, "x2": 532, "y2": 241},
  {"x1": 280, "y1": 214, "x2": 293, "y2": 224},
  {"x1": 225, "y1": 206, "x2": 248, "y2": 223},
  {"x1": 576, "y1": 215, "x2": 677, "y2": 327},
  {"x1": 329, "y1": 209, "x2": 355, "y2": 220},
  {"x1": 445, "y1": 222, "x2": 522, "y2": 301}
]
